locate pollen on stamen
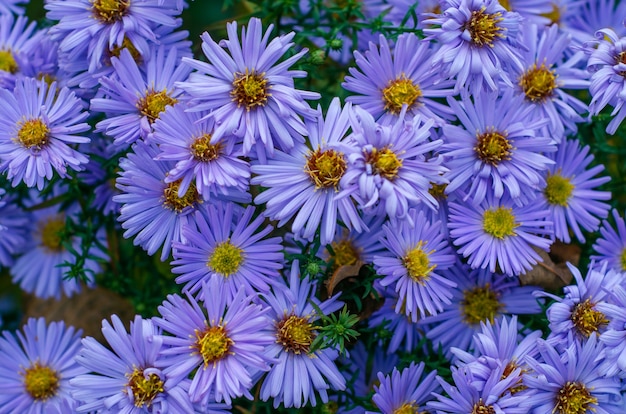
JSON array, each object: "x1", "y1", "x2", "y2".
[
  {"x1": 466, "y1": 6, "x2": 504, "y2": 47},
  {"x1": 276, "y1": 314, "x2": 316, "y2": 355},
  {"x1": 191, "y1": 134, "x2": 222, "y2": 162},
  {"x1": 194, "y1": 325, "x2": 233, "y2": 368},
  {"x1": 519, "y1": 63, "x2": 558, "y2": 103},
  {"x1": 482, "y1": 207, "x2": 518, "y2": 239},
  {"x1": 474, "y1": 128, "x2": 513, "y2": 166},
  {"x1": 22, "y1": 363, "x2": 60, "y2": 401},
  {"x1": 462, "y1": 284, "x2": 502, "y2": 325},
  {"x1": 0, "y1": 49, "x2": 18, "y2": 74},
  {"x1": 162, "y1": 180, "x2": 200, "y2": 212},
  {"x1": 16, "y1": 118, "x2": 50, "y2": 150},
  {"x1": 554, "y1": 381, "x2": 597, "y2": 414},
  {"x1": 365, "y1": 147, "x2": 403, "y2": 180},
  {"x1": 208, "y1": 241, "x2": 243, "y2": 277},
  {"x1": 126, "y1": 368, "x2": 164, "y2": 408},
  {"x1": 304, "y1": 148, "x2": 347, "y2": 190},
  {"x1": 381, "y1": 76, "x2": 422, "y2": 114},
  {"x1": 231, "y1": 69, "x2": 269, "y2": 110},
  {"x1": 92, "y1": 0, "x2": 130, "y2": 23},
  {"x1": 403, "y1": 241, "x2": 436, "y2": 284},
  {"x1": 570, "y1": 299, "x2": 608, "y2": 338},
  {"x1": 544, "y1": 172, "x2": 574, "y2": 207},
  {"x1": 137, "y1": 89, "x2": 178, "y2": 124}
]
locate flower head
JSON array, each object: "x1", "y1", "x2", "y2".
[
  {"x1": 0, "y1": 189, "x2": 30, "y2": 267},
  {"x1": 592, "y1": 209, "x2": 626, "y2": 273},
  {"x1": 370, "y1": 362, "x2": 439, "y2": 414}
]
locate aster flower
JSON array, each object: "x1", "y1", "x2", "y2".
[
  {"x1": 495, "y1": 0, "x2": 552, "y2": 26},
  {"x1": 259, "y1": 261, "x2": 346, "y2": 408},
  {"x1": 523, "y1": 336, "x2": 623, "y2": 414},
  {"x1": 540, "y1": 262, "x2": 618, "y2": 346},
  {"x1": 152, "y1": 104, "x2": 250, "y2": 198},
  {"x1": 0, "y1": 0, "x2": 27, "y2": 15},
  {"x1": 586, "y1": 28, "x2": 626, "y2": 134},
  {"x1": 427, "y1": 363, "x2": 530, "y2": 413},
  {"x1": 338, "y1": 106, "x2": 447, "y2": 222},
  {"x1": 79, "y1": 138, "x2": 121, "y2": 216},
  {"x1": 374, "y1": 208, "x2": 456, "y2": 321},
  {"x1": 91, "y1": 46, "x2": 191, "y2": 147},
  {"x1": 71, "y1": 315, "x2": 194, "y2": 413},
  {"x1": 441, "y1": 91, "x2": 556, "y2": 205},
  {"x1": 567, "y1": 0, "x2": 626, "y2": 49},
  {"x1": 541, "y1": 139, "x2": 610, "y2": 243},
  {"x1": 114, "y1": 140, "x2": 212, "y2": 262},
  {"x1": 251, "y1": 98, "x2": 365, "y2": 246},
  {"x1": 0, "y1": 318, "x2": 87, "y2": 413},
  {"x1": 177, "y1": 17, "x2": 320, "y2": 159},
  {"x1": 369, "y1": 362, "x2": 439, "y2": 414},
  {"x1": 342, "y1": 32, "x2": 455, "y2": 125},
  {"x1": 513, "y1": 24, "x2": 589, "y2": 140},
  {"x1": 0, "y1": 14, "x2": 40, "y2": 89},
  {"x1": 422, "y1": 0, "x2": 525, "y2": 94},
  {"x1": 45, "y1": 0, "x2": 180, "y2": 72},
  {"x1": 448, "y1": 192, "x2": 553, "y2": 276},
  {"x1": 421, "y1": 265, "x2": 543, "y2": 356},
  {"x1": 171, "y1": 201, "x2": 283, "y2": 299},
  {"x1": 0, "y1": 189, "x2": 30, "y2": 267},
  {"x1": 592, "y1": 209, "x2": 626, "y2": 273},
  {"x1": 154, "y1": 279, "x2": 274, "y2": 405},
  {"x1": 0, "y1": 77, "x2": 90, "y2": 190}
]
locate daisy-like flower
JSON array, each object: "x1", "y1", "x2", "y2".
[
  {"x1": 342, "y1": 32, "x2": 455, "y2": 125},
  {"x1": 252, "y1": 98, "x2": 365, "y2": 246},
  {"x1": 369, "y1": 362, "x2": 439, "y2": 414},
  {"x1": 0, "y1": 189, "x2": 30, "y2": 267},
  {"x1": 79, "y1": 137, "x2": 121, "y2": 216},
  {"x1": 0, "y1": 77, "x2": 90, "y2": 190},
  {"x1": 427, "y1": 363, "x2": 530, "y2": 413},
  {"x1": 586, "y1": 28, "x2": 626, "y2": 134},
  {"x1": 154, "y1": 279, "x2": 274, "y2": 405},
  {"x1": 567, "y1": 0, "x2": 626, "y2": 49},
  {"x1": 598, "y1": 285, "x2": 626, "y2": 377},
  {"x1": 260, "y1": 261, "x2": 346, "y2": 408},
  {"x1": 171, "y1": 201, "x2": 283, "y2": 299},
  {"x1": 339, "y1": 106, "x2": 447, "y2": 222},
  {"x1": 494, "y1": 0, "x2": 552, "y2": 26},
  {"x1": 0, "y1": 318, "x2": 87, "y2": 413},
  {"x1": 177, "y1": 17, "x2": 319, "y2": 159},
  {"x1": 514, "y1": 24, "x2": 589, "y2": 140},
  {"x1": 523, "y1": 336, "x2": 623, "y2": 414},
  {"x1": 592, "y1": 209, "x2": 626, "y2": 273},
  {"x1": 421, "y1": 265, "x2": 542, "y2": 356},
  {"x1": 374, "y1": 208, "x2": 456, "y2": 321},
  {"x1": 0, "y1": 14, "x2": 40, "y2": 89},
  {"x1": 448, "y1": 192, "x2": 553, "y2": 276},
  {"x1": 540, "y1": 262, "x2": 619, "y2": 346},
  {"x1": 71, "y1": 315, "x2": 194, "y2": 413},
  {"x1": 0, "y1": 0, "x2": 27, "y2": 15},
  {"x1": 114, "y1": 141, "x2": 210, "y2": 262},
  {"x1": 91, "y1": 46, "x2": 191, "y2": 148},
  {"x1": 422, "y1": 0, "x2": 525, "y2": 94},
  {"x1": 541, "y1": 139, "x2": 611, "y2": 244},
  {"x1": 45, "y1": 0, "x2": 180, "y2": 72},
  {"x1": 441, "y1": 91, "x2": 556, "y2": 205},
  {"x1": 152, "y1": 104, "x2": 250, "y2": 198}
]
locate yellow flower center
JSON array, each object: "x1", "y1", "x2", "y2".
[
  {"x1": 382, "y1": 76, "x2": 422, "y2": 115},
  {"x1": 137, "y1": 89, "x2": 178, "y2": 124},
  {"x1": 392, "y1": 402, "x2": 420, "y2": 414},
  {"x1": 471, "y1": 399, "x2": 496, "y2": 414},
  {"x1": 541, "y1": 3, "x2": 561, "y2": 25},
  {"x1": 108, "y1": 36, "x2": 141, "y2": 63},
  {"x1": 519, "y1": 63, "x2": 557, "y2": 103},
  {"x1": 126, "y1": 368, "x2": 164, "y2": 408},
  {"x1": 40, "y1": 216, "x2": 65, "y2": 252},
  {"x1": 276, "y1": 314, "x2": 315, "y2": 354},
  {"x1": 501, "y1": 360, "x2": 527, "y2": 394},
  {"x1": 483, "y1": 207, "x2": 518, "y2": 239},
  {"x1": 462, "y1": 284, "x2": 502, "y2": 325},
  {"x1": 162, "y1": 180, "x2": 200, "y2": 212},
  {"x1": 304, "y1": 148, "x2": 347, "y2": 190},
  {"x1": 474, "y1": 129, "x2": 512, "y2": 165},
  {"x1": 621, "y1": 248, "x2": 626, "y2": 271},
  {"x1": 195, "y1": 325, "x2": 233, "y2": 367},
  {"x1": 329, "y1": 239, "x2": 360, "y2": 268},
  {"x1": 365, "y1": 147, "x2": 403, "y2": 180},
  {"x1": 191, "y1": 134, "x2": 222, "y2": 162},
  {"x1": 17, "y1": 118, "x2": 50, "y2": 149},
  {"x1": 231, "y1": 69, "x2": 269, "y2": 110},
  {"x1": 23, "y1": 363, "x2": 59, "y2": 401},
  {"x1": 92, "y1": 0, "x2": 130, "y2": 23},
  {"x1": 466, "y1": 6, "x2": 504, "y2": 47},
  {"x1": 544, "y1": 172, "x2": 574, "y2": 207},
  {"x1": 555, "y1": 382, "x2": 597, "y2": 414},
  {"x1": 0, "y1": 49, "x2": 18, "y2": 73},
  {"x1": 208, "y1": 241, "x2": 243, "y2": 276},
  {"x1": 403, "y1": 241, "x2": 436, "y2": 284},
  {"x1": 498, "y1": 0, "x2": 511, "y2": 10},
  {"x1": 570, "y1": 299, "x2": 608, "y2": 338},
  {"x1": 429, "y1": 182, "x2": 447, "y2": 200}
]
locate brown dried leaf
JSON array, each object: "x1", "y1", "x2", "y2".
[
  {"x1": 519, "y1": 246, "x2": 575, "y2": 291},
  {"x1": 326, "y1": 261, "x2": 364, "y2": 296}
]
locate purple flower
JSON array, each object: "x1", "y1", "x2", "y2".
[
  {"x1": 0, "y1": 189, "x2": 30, "y2": 267},
  {"x1": 0, "y1": 318, "x2": 87, "y2": 413},
  {"x1": 374, "y1": 208, "x2": 457, "y2": 321},
  {"x1": 177, "y1": 17, "x2": 319, "y2": 159},
  {"x1": 441, "y1": 90, "x2": 556, "y2": 205},
  {"x1": 567, "y1": 0, "x2": 626, "y2": 50},
  {"x1": 171, "y1": 201, "x2": 283, "y2": 299},
  {"x1": 251, "y1": 98, "x2": 365, "y2": 246},
  {"x1": 448, "y1": 192, "x2": 553, "y2": 276},
  {"x1": 423, "y1": 0, "x2": 525, "y2": 94},
  {"x1": 542, "y1": 139, "x2": 611, "y2": 243},
  {"x1": 259, "y1": 261, "x2": 346, "y2": 408},
  {"x1": 71, "y1": 315, "x2": 194, "y2": 413},
  {"x1": 152, "y1": 103, "x2": 250, "y2": 198},
  {"x1": 369, "y1": 362, "x2": 439, "y2": 414},
  {"x1": 91, "y1": 46, "x2": 191, "y2": 148},
  {"x1": 0, "y1": 77, "x2": 90, "y2": 190},
  {"x1": 0, "y1": 0, "x2": 27, "y2": 15},
  {"x1": 342, "y1": 32, "x2": 455, "y2": 125},
  {"x1": 0, "y1": 14, "x2": 40, "y2": 89},
  {"x1": 154, "y1": 279, "x2": 274, "y2": 405},
  {"x1": 592, "y1": 209, "x2": 626, "y2": 272},
  {"x1": 339, "y1": 106, "x2": 447, "y2": 222}
]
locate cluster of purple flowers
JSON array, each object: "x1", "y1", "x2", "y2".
[{"x1": 1, "y1": 0, "x2": 626, "y2": 412}]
